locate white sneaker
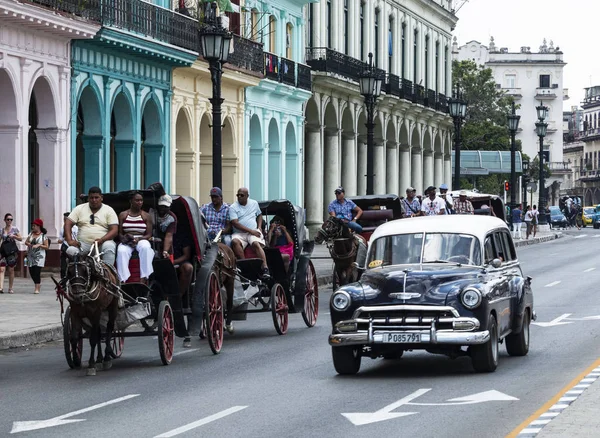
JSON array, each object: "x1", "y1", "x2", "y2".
[{"x1": 225, "y1": 322, "x2": 235, "y2": 334}]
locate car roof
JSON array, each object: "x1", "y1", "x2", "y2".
[{"x1": 370, "y1": 215, "x2": 509, "y2": 242}]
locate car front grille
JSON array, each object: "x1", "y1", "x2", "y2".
[{"x1": 353, "y1": 305, "x2": 458, "y2": 331}]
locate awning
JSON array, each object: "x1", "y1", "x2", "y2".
[{"x1": 451, "y1": 150, "x2": 523, "y2": 175}]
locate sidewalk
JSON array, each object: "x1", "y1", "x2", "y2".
[{"x1": 0, "y1": 230, "x2": 561, "y2": 350}]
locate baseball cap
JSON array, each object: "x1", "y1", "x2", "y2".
[
  {"x1": 425, "y1": 186, "x2": 436, "y2": 195},
  {"x1": 209, "y1": 187, "x2": 223, "y2": 197},
  {"x1": 32, "y1": 218, "x2": 44, "y2": 228},
  {"x1": 158, "y1": 194, "x2": 172, "y2": 207},
  {"x1": 440, "y1": 183, "x2": 449, "y2": 190},
  {"x1": 406, "y1": 186, "x2": 416, "y2": 193},
  {"x1": 334, "y1": 186, "x2": 345, "y2": 194}
]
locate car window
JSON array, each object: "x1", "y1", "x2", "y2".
[
  {"x1": 499, "y1": 231, "x2": 516, "y2": 262},
  {"x1": 484, "y1": 237, "x2": 495, "y2": 264}
]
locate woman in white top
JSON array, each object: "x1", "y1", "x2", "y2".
[{"x1": 25, "y1": 218, "x2": 49, "y2": 294}]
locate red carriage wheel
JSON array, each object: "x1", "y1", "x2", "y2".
[
  {"x1": 205, "y1": 271, "x2": 224, "y2": 354},
  {"x1": 63, "y1": 306, "x2": 83, "y2": 369},
  {"x1": 157, "y1": 301, "x2": 174, "y2": 365},
  {"x1": 109, "y1": 330, "x2": 125, "y2": 359},
  {"x1": 271, "y1": 283, "x2": 288, "y2": 335},
  {"x1": 301, "y1": 260, "x2": 319, "y2": 327}
]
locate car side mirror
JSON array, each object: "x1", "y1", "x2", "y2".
[
  {"x1": 352, "y1": 261, "x2": 365, "y2": 271},
  {"x1": 490, "y1": 258, "x2": 502, "y2": 268}
]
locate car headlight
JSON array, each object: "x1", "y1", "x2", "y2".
[
  {"x1": 461, "y1": 288, "x2": 482, "y2": 310},
  {"x1": 331, "y1": 291, "x2": 351, "y2": 311}
]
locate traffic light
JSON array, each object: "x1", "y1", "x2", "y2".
[{"x1": 504, "y1": 181, "x2": 510, "y2": 192}]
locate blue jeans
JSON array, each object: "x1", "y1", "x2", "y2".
[{"x1": 345, "y1": 220, "x2": 363, "y2": 233}]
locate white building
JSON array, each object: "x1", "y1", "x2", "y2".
[
  {"x1": 454, "y1": 37, "x2": 570, "y2": 205},
  {"x1": 303, "y1": 0, "x2": 457, "y2": 230},
  {"x1": 577, "y1": 86, "x2": 600, "y2": 205},
  {"x1": 0, "y1": 0, "x2": 99, "y2": 246}
]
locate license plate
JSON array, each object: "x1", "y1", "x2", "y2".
[{"x1": 379, "y1": 332, "x2": 427, "y2": 343}]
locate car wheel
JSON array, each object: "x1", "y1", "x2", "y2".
[
  {"x1": 332, "y1": 346, "x2": 361, "y2": 375},
  {"x1": 506, "y1": 309, "x2": 530, "y2": 356},
  {"x1": 471, "y1": 314, "x2": 499, "y2": 373},
  {"x1": 595, "y1": 224, "x2": 599, "y2": 230}
]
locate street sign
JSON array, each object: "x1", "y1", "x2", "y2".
[{"x1": 527, "y1": 182, "x2": 537, "y2": 193}]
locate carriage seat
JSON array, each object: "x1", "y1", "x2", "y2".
[{"x1": 357, "y1": 209, "x2": 394, "y2": 240}]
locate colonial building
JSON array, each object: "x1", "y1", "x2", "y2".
[
  {"x1": 577, "y1": 86, "x2": 600, "y2": 205},
  {"x1": 454, "y1": 38, "x2": 570, "y2": 206},
  {"x1": 70, "y1": 0, "x2": 198, "y2": 202},
  {"x1": 0, "y1": 0, "x2": 99, "y2": 241},
  {"x1": 242, "y1": 0, "x2": 313, "y2": 206},
  {"x1": 304, "y1": 0, "x2": 457, "y2": 230}
]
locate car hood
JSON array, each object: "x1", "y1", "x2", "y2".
[{"x1": 359, "y1": 265, "x2": 483, "y2": 305}]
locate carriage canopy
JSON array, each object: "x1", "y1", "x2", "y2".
[{"x1": 258, "y1": 199, "x2": 308, "y2": 257}]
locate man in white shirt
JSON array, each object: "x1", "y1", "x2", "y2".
[
  {"x1": 421, "y1": 186, "x2": 446, "y2": 216},
  {"x1": 439, "y1": 184, "x2": 454, "y2": 215}
]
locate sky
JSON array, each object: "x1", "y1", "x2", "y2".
[{"x1": 453, "y1": 0, "x2": 600, "y2": 111}]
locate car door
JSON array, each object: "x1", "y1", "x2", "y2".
[
  {"x1": 494, "y1": 230, "x2": 517, "y2": 335},
  {"x1": 484, "y1": 231, "x2": 511, "y2": 335}
]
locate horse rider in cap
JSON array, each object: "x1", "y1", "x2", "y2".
[{"x1": 328, "y1": 186, "x2": 363, "y2": 232}]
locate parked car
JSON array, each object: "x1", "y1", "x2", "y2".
[
  {"x1": 548, "y1": 206, "x2": 568, "y2": 229},
  {"x1": 583, "y1": 206, "x2": 596, "y2": 227},
  {"x1": 329, "y1": 215, "x2": 534, "y2": 375}
]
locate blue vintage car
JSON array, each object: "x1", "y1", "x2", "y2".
[
  {"x1": 329, "y1": 215, "x2": 534, "y2": 374},
  {"x1": 548, "y1": 206, "x2": 568, "y2": 229}
]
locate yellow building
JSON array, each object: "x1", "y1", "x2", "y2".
[{"x1": 171, "y1": 34, "x2": 264, "y2": 204}]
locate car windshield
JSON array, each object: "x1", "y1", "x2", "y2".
[
  {"x1": 549, "y1": 207, "x2": 560, "y2": 214},
  {"x1": 584, "y1": 208, "x2": 594, "y2": 215},
  {"x1": 368, "y1": 233, "x2": 482, "y2": 267}
]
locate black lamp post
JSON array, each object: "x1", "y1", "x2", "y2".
[
  {"x1": 199, "y1": 2, "x2": 232, "y2": 190},
  {"x1": 359, "y1": 52, "x2": 383, "y2": 195},
  {"x1": 522, "y1": 159, "x2": 530, "y2": 212},
  {"x1": 448, "y1": 84, "x2": 468, "y2": 191},
  {"x1": 507, "y1": 102, "x2": 521, "y2": 226},
  {"x1": 535, "y1": 104, "x2": 549, "y2": 225}
]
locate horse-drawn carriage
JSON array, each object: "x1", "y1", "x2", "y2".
[
  {"x1": 225, "y1": 199, "x2": 319, "y2": 335},
  {"x1": 348, "y1": 194, "x2": 405, "y2": 242},
  {"x1": 58, "y1": 184, "x2": 224, "y2": 375}
]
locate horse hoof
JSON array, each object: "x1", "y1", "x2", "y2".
[
  {"x1": 103, "y1": 360, "x2": 112, "y2": 370},
  {"x1": 86, "y1": 367, "x2": 97, "y2": 376},
  {"x1": 183, "y1": 338, "x2": 191, "y2": 348}
]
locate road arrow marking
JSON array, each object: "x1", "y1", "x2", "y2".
[
  {"x1": 532, "y1": 313, "x2": 573, "y2": 327},
  {"x1": 544, "y1": 281, "x2": 561, "y2": 288},
  {"x1": 11, "y1": 394, "x2": 139, "y2": 434},
  {"x1": 408, "y1": 390, "x2": 519, "y2": 406},
  {"x1": 584, "y1": 268, "x2": 596, "y2": 273},
  {"x1": 154, "y1": 406, "x2": 248, "y2": 437}
]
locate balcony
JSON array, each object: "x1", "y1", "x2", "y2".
[
  {"x1": 535, "y1": 87, "x2": 557, "y2": 99},
  {"x1": 504, "y1": 88, "x2": 522, "y2": 99},
  {"x1": 582, "y1": 128, "x2": 600, "y2": 142},
  {"x1": 28, "y1": 0, "x2": 102, "y2": 20},
  {"x1": 227, "y1": 35, "x2": 265, "y2": 77},
  {"x1": 263, "y1": 53, "x2": 312, "y2": 90},
  {"x1": 548, "y1": 162, "x2": 571, "y2": 173},
  {"x1": 280, "y1": 57, "x2": 296, "y2": 86},
  {"x1": 297, "y1": 63, "x2": 312, "y2": 91}
]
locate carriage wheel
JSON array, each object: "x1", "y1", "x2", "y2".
[
  {"x1": 205, "y1": 271, "x2": 224, "y2": 354},
  {"x1": 157, "y1": 301, "x2": 174, "y2": 365},
  {"x1": 271, "y1": 283, "x2": 288, "y2": 335},
  {"x1": 301, "y1": 260, "x2": 319, "y2": 327},
  {"x1": 109, "y1": 330, "x2": 125, "y2": 359},
  {"x1": 63, "y1": 306, "x2": 83, "y2": 369}
]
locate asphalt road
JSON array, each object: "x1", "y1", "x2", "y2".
[{"x1": 2, "y1": 228, "x2": 600, "y2": 438}]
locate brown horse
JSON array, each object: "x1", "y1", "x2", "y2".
[
  {"x1": 65, "y1": 253, "x2": 120, "y2": 376},
  {"x1": 216, "y1": 243, "x2": 236, "y2": 332},
  {"x1": 315, "y1": 216, "x2": 367, "y2": 289}
]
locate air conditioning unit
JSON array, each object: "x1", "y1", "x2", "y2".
[{"x1": 552, "y1": 84, "x2": 559, "y2": 89}]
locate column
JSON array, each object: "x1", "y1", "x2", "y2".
[
  {"x1": 357, "y1": 135, "x2": 367, "y2": 195},
  {"x1": 143, "y1": 143, "x2": 164, "y2": 187},
  {"x1": 0, "y1": 127, "x2": 21, "y2": 228},
  {"x1": 411, "y1": 150, "x2": 423, "y2": 195},
  {"x1": 324, "y1": 130, "x2": 340, "y2": 218},
  {"x1": 341, "y1": 133, "x2": 357, "y2": 195},
  {"x1": 305, "y1": 128, "x2": 323, "y2": 227},
  {"x1": 35, "y1": 129, "x2": 60, "y2": 237},
  {"x1": 386, "y1": 142, "x2": 398, "y2": 194},
  {"x1": 399, "y1": 146, "x2": 411, "y2": 193},
  {"x1": 114, "y1": 140, "x2": 136, "y2": 191},
  {"x1": 423, "y1": 151, "x2": 434, "y2": 189},
  {"x1": 331, "y1": 0, "x2": 340, "y2": 51},
  {"x1": 82, "y1": 135, "x2": 104, "y2": 190},
  {"x1": 374, "y1": 141, "x2": 385, "y2": 194},
  {"x1": 347, "y1": 0, "x2": 356, "y2": 58},
  {"x1": 434, "y1": 153, "x2": 443, "y2": 187},
  {"x1": 444, "y1": 156, "x2": 452, "y2": 188}
]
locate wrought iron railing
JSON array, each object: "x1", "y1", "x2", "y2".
[
  {"x1": 402, "y1": 79, "x2": 414, "y2": 102},
  {"x1": 437, "y1": 93, "x2": 448, "y2": 113},
  {"x1": 297, "y1": 63, "x2": 312, "y2": 91},
  {"x1": 414, "y1": 84, "x2": 425, "y2": 105},
  {"x1": 265, "y1": 52, "x2": 280, "y2": 81},
  {"x1": 228, "y1": 35, "x2": 264, "y2": 76},
  {"x1": 306, "y1": 47, "x2": 366, "y2": 82},
  {"x1": 425, "y1": 89, "x2": 437, "y2": 109},
  {"x1": 280, "y1": 57, "x2": 296, "y2": 86},
  {"x1": 28, "y1": 0, "x2": 102, "y2": 20},
  {"x1": 386, "y1": 74, "x2": 401, "y2": 97}
]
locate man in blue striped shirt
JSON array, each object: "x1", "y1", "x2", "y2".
[{"x1": 328, "y1": 186, "x2": 363, "y2": 232}]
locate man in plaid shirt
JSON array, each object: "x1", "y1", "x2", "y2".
[
  {"x1": 201, "y1": 187, "x2": 231, "y2": 242},
  {"x1": 454, "y1": 191, "x2": 474, "y2": 215}
]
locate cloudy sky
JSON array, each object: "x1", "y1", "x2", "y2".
[{"x1": 453, "y1": 0, "x2": 600, "y2": 111}]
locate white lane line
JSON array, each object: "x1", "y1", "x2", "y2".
[
  {"x1": 584, "y1": 268, "x2": 595, "y2": 273},
  {"x1": 544, "y1": 281, "x2": 561, "y2": 288},
  {"x1": 154, "y1": 406, "x2": 248, "y2": 437},
  {"x1": 574, "y1": 235, "x2": 586, "y2": 239}
]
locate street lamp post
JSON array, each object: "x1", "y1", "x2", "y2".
[
  {"x1": 535, "y1": 104, "x2": 549, "y2": 225},
  {"x1": 522, "y1": 159, "x2": 530, "y2": 212},
  {"x1": 448, "y1": 84, "x2": 468, "y2": 191},
  {"x1": 359, "y1": 53, "x2": 383, "y2": 195},
  {"x1": 507, "y1": 102, "x2": 521, "y2": 227},
  {"x1": 199, "y1": 2, "x2": 232, "y2": 190}
]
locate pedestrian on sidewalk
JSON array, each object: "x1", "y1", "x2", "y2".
[
  {"x1": 531, "y1": 205, "x2": 539, "y2": 237},
  {"x1": 524, "y1": 206, "x2": 534, "y2": 240},
  {"x1": 512, "y1": 204, "x2": 523, "y2": 239},
  {"x1": 24, "y1": 218, "x2": 49, "y2": 294},
  {"x1": 0, "y1": 213, "x2": 22, "y2": 294}
]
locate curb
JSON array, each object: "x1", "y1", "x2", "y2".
[
  {"x1": 0, "y1": 324, "x2": 62, "y2": 350},
  {"x1": 515, "y1": 233, "x2": 563, "y2": 247}
]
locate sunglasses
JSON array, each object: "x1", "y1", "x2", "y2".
[
  {"x1": 236, "y1": 194, "x2": 246, "y2": 197},
  {"x1": 90, "y1": 214, "x2": 95, "y2": 225},
  {"x1": 6, "y1": 218, "x2": 13, "y2": 221}
]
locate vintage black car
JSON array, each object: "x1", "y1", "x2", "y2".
[{"x1": 329, "y1": 215, "x2": 534, "y2": 374}]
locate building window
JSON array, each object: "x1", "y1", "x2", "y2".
[
  {"x1": 269, "y1": 15, "x2": 276, "y2": 53},
  {"x1": 374, "y1": 10, "x2": 380, "y2": 67},
  {"x1": 388, "y1": 17, "x2": 393, "y2": 73},
  {"x1": 286, "y1": 23, "x2": 292, "y2": 59},
  {"x1": 435, "y1": 41, "x2": 439, "y2": 92},
  {"x1": 360, "y1": 3, "x2": 365, "y2": 60},
  {"x1": 251, "y1": 9, "x2": 259, "y2": 41},
  {"x1": 344, "y1": 0, "x2": 349, "y2": 54},
  {"x1": 413, "y1": 29, "x2": 418, "y2": 84},
  {"x1": 425, "y1": 35, "x2": 429, "y2": 89},
  {"x1": 308, "y1": 4, "x2": 313, "y2": 48},
  {"x1": 327, "y1": 0, "x2": 332, "y2": 49},
  {"x1": 505, "y1": 74, "x2": 516, "y2": 89},
  {"x1": 401, "y1": 23, "x2": 406, "y2": 79},
  {"x1": 444, "y1": 46, "x2": 448, "y2": 95},
  {"x1": 539, "y1": 74, "x2": 550, "y2": 88}
]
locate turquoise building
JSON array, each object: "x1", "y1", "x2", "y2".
[
  {"x1": 243, "y1": 0, "x2": 313, "y2": 205},
  {"x1": 70, "y1": 0, "x2": 198, "y2": 200}
]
